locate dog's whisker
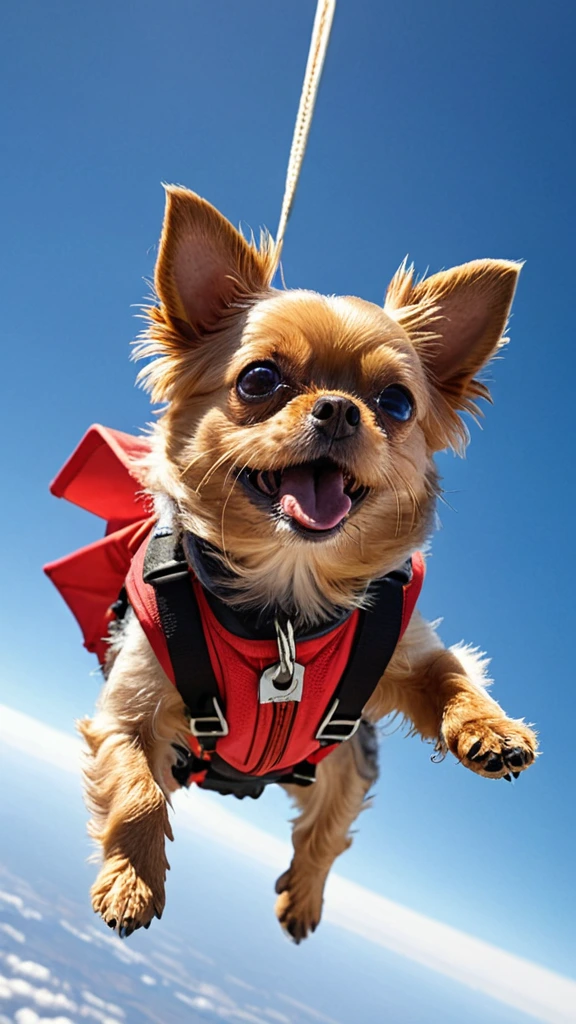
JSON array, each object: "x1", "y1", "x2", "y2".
[
  {"x1": 194, "y1": 443, "x2": 244, "y2": 494},
  {"x1": 392, "y1": 468, "x2": 423, "y2": 536},
  {"x1": 220, "y1": 462, "x2": 249, "y2": 572},
  {"x1": 178, "y1": 443, "x2": 224, "y2": 479},
  {"x1": 381, "y1": 467, "x2": 402, "y2": 538}
]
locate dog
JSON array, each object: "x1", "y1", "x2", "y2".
[{"x1": 79, "y1": 186, "x2": 537, "y2": 942}]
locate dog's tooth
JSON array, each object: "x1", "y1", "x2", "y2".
[
  {"x1": 256, "y1": 471, "x2": 270, "y2": 494},
  {"x1": 256, "y1": 470, "x2": 280, "y2": 496}
]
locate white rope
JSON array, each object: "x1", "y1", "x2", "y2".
[{"x1": 275, "y1": 0, "x2": 337, "y2": 252}]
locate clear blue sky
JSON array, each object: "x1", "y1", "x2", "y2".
[{"x1": 1, "y1": 0, "x2": 575, "y2": 991}]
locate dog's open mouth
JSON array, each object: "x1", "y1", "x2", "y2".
[{"x1": 239, "y1": 458, "x2": 369, "y2": 537}]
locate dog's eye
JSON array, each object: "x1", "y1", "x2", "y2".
[
  {"x1": 376, "y1": 385, "x2": 414, "y2": 422},
  {"x1": 237, "y1": 362, "x2": 282, "y2": 401}
]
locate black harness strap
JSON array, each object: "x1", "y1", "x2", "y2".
[
  {"x1": 315, "y1": 562, "x2": 411, "y2": 744},
  {"x1": 142, "y1": 528, "x2": 227, "y2": 752},
  {"x1": 141, "y1": 525, "x2": 411, "y2": 790}
]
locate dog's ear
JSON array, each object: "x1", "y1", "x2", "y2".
[
  {"x1": 385, "y1": 258, "x2": 521, "y2": 451},
  {"x1": 154, "y1": 186, "x2": 277, "y2": 337}
]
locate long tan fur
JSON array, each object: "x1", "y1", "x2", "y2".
[{"x1": 82, "y1": 187, "x2": 537, "y2": 940}]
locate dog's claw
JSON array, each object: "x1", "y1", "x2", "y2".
[
  {"x1": 512, "y1": 770, "x2": 520, "y2": 779},
  {"x1": 119, "y1": 918, "x2": 136, "y2": 939},
  {"x1": 107, "y1": 919, "x2": 116, "y2": 930},
  {"x1": 286, "y1": 919, "x2": 302, "y2": 944},
  {"x1": 503, "y1": 773, "x2": 512, "y2": 782},
  {"x1": 506, "y1": 747, "x2": 528, "y2": 768}
]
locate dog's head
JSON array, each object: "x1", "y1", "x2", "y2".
[{"x1": 137, "y1": 187, "x2": 520, "y2": 622}]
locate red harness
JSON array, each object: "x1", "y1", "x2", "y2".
[{"x1": 45, "y1": 425, "x2": 424, "y2": 790}]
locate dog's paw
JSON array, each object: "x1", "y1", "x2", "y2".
[
  {"x1": 274, "y1": 867, "x2": 324, "y2": 944},
  {"x1": 91, "y1": 857, "x2": 165, "y2": 937},
  {"x1": 444, "y1": 715, "x2": 538, "y2": 781}
]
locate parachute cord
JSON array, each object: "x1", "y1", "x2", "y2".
[{"x1": 275, "y1": 0, "x2": 337, "y2": 255}]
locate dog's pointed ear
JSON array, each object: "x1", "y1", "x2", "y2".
[
  {"x1": 154, "y1": 186, "x2": 277, "y2": 336},
  {"x1": 385, "y1": 258, "x2": 522, "y2": 450}
]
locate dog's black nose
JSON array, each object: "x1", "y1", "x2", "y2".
[{"x1": 311, "y1": 395, "x2": 361, "y2": 439}]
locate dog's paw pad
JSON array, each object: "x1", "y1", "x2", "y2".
[{"x1": 450, "y1": 717, "x2": 537, "y2": 780}]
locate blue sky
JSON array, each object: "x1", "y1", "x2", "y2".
[{"x1": 1, "y1": 0, "x2": 575, "y2": 1002}]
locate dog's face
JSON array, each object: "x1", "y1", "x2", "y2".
[{"x1": 137, "y1": 188, "x2": 520, "y2": 621}]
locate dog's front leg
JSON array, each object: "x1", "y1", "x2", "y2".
[
  {"x1": 366, "y1": 611, "x2": 538, "y2": 780},
  {"x1": 276, "y1": 722, "x2": 378, "y2": 942},
  {"x1": 79, "y1": 719, "x2": 172, "y2": 935},
  {"x1": 79, "y1": 616, "x2": 186, "y2": 936}
]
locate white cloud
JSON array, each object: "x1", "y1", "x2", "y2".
[
  {"x1": 0, "y1": 974, "x2": 76, "y2": 1013},
  {"x1": 140, "y1": 975, "x2": 157, "y2": 986},
  {"x1": 57, "y1": 919, "x2": 145, "y2": 967},
  {"x1": 0, "y1": 892, "x2": 42, "y2": 922},
  {"x1": 0, "y1": 892, "x2": 24, "y2": 910},
  {"x1": 84, "y1": 926, "x2": 146, "y2": 965},
  {"x1": 323, "y1": 876, "x2": 576, "y2": 1024},
  {"x1": 14, "y1": 1011, "x2": 75, "y2": 1024},
  {"x1": 4, "y1": 955, "x2": 51, "y2": 982},
  {"x1": 225, "y1": 1011, "x2": 275, "y2": 1024},
  {"x1": 59, "y1": 919, "x2": 93, "y2": 943},
  {"x1": 0, "y1": 923, "x2": 25, "y2": 944},
  {"x1": 277, "y1": 994, "x2": 338, "y2": 1024},
  {"x1": 20, "y1": 909, "x2": 43, "y2": 921},
  {"x1": 261, "y1": 1010, "x2": 291, "y2": 1024},
  {"x1": 226, "y1": 976, "x2": 258, "y2": 993},
  {"x1": 189, "y1": 981, "x2": 236, "y2": 1008},
  {"x1": 0, "y1": 706, "x2": 82, "y2": 775},
  {"x1": 79, "y1": 1006, "x2": 125, "y2": 1024},
  {"x1": 175, "y1": 991, "x2": 215, "y2": 1012},
  {"x1": 81, "y1": 990, "x2": 125, "y2": 1018},
  {"x1": 223, "y1": 1011, "x2": 270, "y2": 1019},
  {"x1": 173, "y1": 984, "x2": 267, "y2": 1021},
  {"x1": 3, "y1": 703, "x2": 576, "y2": 1024}
]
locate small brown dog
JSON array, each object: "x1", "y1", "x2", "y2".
[{"x1": 80, "y1": 186, "x2": 537, "y2": 941}]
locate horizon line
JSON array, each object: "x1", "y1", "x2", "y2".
[{"x1": 1, "y1": 703, "x2": 575, "y2": 1024}]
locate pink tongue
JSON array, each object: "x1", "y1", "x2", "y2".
[{"x1": 279, "y1": 465, "x2": 351, "y2": 531}]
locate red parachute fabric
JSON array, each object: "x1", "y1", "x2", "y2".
[{"x1": 44, "y1": 425, "x2": 154, "y2": 663}]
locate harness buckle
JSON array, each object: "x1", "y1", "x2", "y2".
[
  {"x1": 259, "y1": 662, "x2": 305, "y2": 703},
  {"x1": 315, "y1": 699, "x2": 361, "y2": 744},
  {"x1": 189, "y1": 697, "x2": 229, "y2": 739}
]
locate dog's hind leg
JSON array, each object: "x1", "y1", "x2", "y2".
[{"x1": 276, "y1": 721, "x2": 378, "y2": 942}]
